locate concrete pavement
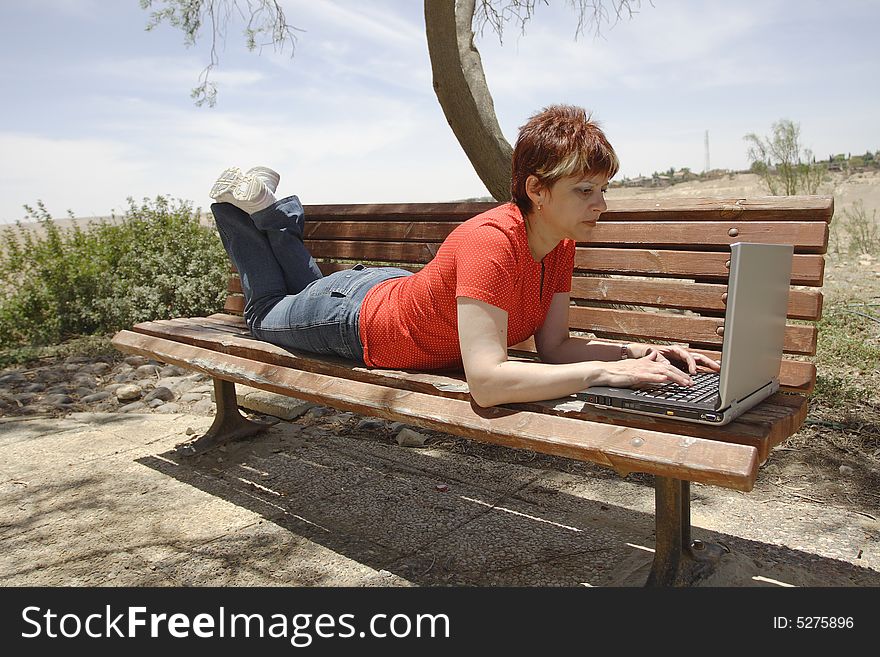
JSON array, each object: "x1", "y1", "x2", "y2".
[{"x1": 1, "y1": 409, "x2": 878, "y2": 587}]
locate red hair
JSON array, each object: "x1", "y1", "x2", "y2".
[{"x1": 511, "y1": 105, "x2": 619, "y2": 214}]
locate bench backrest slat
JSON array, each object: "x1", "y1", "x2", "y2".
[
  {"x1": 222, "y1": 195, "x2": 832, "y2": 393},
  {"x1": 301, "y1": 221, "x2": 827, "y2": 252}
]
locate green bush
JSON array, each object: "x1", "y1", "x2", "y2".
[
  {"x1": 840, "y1": 200, "x2": 880, "y2": 255},
  {"x1": 0, "y1": 196, "x2": 228, "y2": 349}
]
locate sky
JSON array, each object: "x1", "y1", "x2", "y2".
[{"x1": 1, "y1": 0, "x2": 878, "y2": 223}]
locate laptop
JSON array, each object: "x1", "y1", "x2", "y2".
[{"x1": 580, "y1": 242, "x2": 794, "y2": 425}]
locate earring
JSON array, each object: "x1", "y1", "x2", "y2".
[{"x1": 537, "y1": 204, "x2": 543, "y2": 211}]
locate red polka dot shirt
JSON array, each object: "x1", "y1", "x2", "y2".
[{"x1": 358, "y1": 202, "x2": 575, "y2": 370}]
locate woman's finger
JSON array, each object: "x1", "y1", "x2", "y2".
[{"x1": 677, "y1": 348, "x2": 698, "y2": 374}]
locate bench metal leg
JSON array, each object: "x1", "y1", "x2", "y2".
[
  {"x1": 178, "y1": 378, "x2": 275, "y2": 455},
  {"x1": 645, "y1": 477, "x2": 730, "y2": 586}
]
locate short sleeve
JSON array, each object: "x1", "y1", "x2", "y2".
[{"x1": 453, "y1": 224, "x2": 517, "y2": 311}]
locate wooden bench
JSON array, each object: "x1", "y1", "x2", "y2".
[{"x1": 111, "y1": 195, "x2": 833, "y2": 586}]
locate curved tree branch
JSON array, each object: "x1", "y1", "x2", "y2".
[{"x1": 425, "y1": 0, "x2": 514, "y2": 201}]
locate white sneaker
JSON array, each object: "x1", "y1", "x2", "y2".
[
  {"x1": 209, "y1": 167, "x2": 276, "y2": 214},
  {"x1": 245, "y1": 166, "x2": 280, "y2": 193}
]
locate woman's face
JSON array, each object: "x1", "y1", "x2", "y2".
[{"x1": 532, "y1": 172, "x2": 609, "y2": 242}]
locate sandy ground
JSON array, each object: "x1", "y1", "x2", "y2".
[
  {"x1": 1, "y1": 406, "x2": 877, "y2": 588},
  {"x1": 606, "y1": 170, "x2": 880, "y2": 218}
]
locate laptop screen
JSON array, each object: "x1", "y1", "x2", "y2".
[{"x1": 718, "y1": 242, "x2": 793, "y2": 406}]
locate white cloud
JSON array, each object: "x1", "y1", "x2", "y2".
[
  {"x1": 478, "y1": 1, "x2": 777, "y2": 99},
  {"x1": 73, "y1": 55, "x2": 266, "y2": 89},
  {"x1": 0, "y1": 133, "x2": 148, "y2": 222},
  {"x1": 283, "y1": 0, "x2": 423, "y2": 47}
]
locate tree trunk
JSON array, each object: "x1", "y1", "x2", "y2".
[{"x1": 424, "y1": 0, "x2": 513, "y2": 202}]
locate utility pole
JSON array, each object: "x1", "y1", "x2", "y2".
[{"x1": 704, "y1": 130, "x2": 710, "y2": 173}]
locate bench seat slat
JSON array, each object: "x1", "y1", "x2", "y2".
[
  {"x1": 301, "y1": 221, "x2": 827, "y2": 252},
  {"x1": 124, "y1": 316, "x2": 803, "y2": 458},
  {"x1": 111, "y1": 329, "x2": 761, "y2": 491}
]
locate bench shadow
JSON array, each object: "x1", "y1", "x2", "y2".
[{"x1": 133, "y1": 420, "x2": 880, "y2": 588}]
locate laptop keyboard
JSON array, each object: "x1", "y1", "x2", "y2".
[{"x1": 631, "y1": 372, "x2": 720, "y2": 404}]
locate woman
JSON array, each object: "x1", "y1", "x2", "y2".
[{"x1": 209, "y1": 105, "x2": 719, "y2": 408}]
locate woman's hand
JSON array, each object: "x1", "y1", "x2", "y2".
[
  {"x1": 598, "y1": 350, "x2": 697, "y2": 388},
  {"x1": 624, "y1": 343, "x2": 721, "y2": 376}
]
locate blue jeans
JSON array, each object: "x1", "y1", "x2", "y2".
[{"x1": 211, "y1": 196, "x2": 411, "y2": 363}]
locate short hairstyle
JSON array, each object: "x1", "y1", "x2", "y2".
[{"x1": 510, "y1": 104, "x2": 619, "y2": 215}]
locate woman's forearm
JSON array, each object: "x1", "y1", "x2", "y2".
[
  {"x1": 468, "y1": 358, "x2": 608, "y2": 407},
  {"x1": 540, "y1": 335, "x2": 628, "y2": 365}
]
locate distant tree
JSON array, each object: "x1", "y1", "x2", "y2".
[
  {"x1": 139, "y1": 0, "x2": 644, "y2": 201},
  {"x1": 744, "y1": 119, "x2": 827, "y2": 195}
]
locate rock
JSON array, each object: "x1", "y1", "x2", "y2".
[
  {"x1": 144, "y1": 386, "x2": 175, "y2": 402},
  {"x1": 186, "y1": 372, "x2": 208, "y2": 382},
  {"x1": 304, "y1": 406, "x2": 334, "y2": 420},
  {"x1": 123, "y1": 355, "x2": 149, "y2": 367},
  {"x1": 154, "y1": 402, "x2": 181, "y2": 414},
  {"x1": 22, "y1": 383, "x2": 46, "y2": 393},
  {"x1": 388, "y1": 422, "x2": 407, "y2": 433},
  {"x1": 0, "y1": 372, "x2": 26, "y2": 385},
  {"x1": 234, "y1": 385, "x2": 311, "y2": 421},
  {"x1": 159, "y1": 365, "x2": 187, "y2": 377},
  {"x1": 81, "y1": 391, "x2": 112, "y2": 404},
  {"x1": 103, "y1": 383, "x2": 125, "y2": 394},
  {"x1": 839, "y1": 465, "x2": 854, "y2": 476},
  {"x1": 189, "y1": 383, "x2": 214, "y2": 394},
  {"x1": 396, "y1": 428, "x2": 428, "y2": 447},
  {"x1": 88, "y1": 362, "x2": 113, "y2": 375},
  {"x1": 13, "y1": 392, "x2": 38, "y2": 404},
  {"x1": 63, "y1": 363, "x2": 81, "y2": 372},
  {"x1": 191, "y1": 399, "x2": 216, "y2": 415},
  {"x1": 115, "y1": 384, "x2": 143, "y2": 402},
  {"x1": 185, "y1": 426, "x2": 197, "y2": 435},
  {"x1": 135, "y1": 364, "x2": 161, "y2": 377},
  {"x1": 74, "y1": 387, "x2": 95, "y2": 398},
  {"x1": 44, "y1": 393, "x2": 75, "y2": 406},
  {"x1": 64, "y1": 355, "x2": 91, "y2": 365},
  {"x1": 148, "y1": 399, "x2": 166, "y2": 408},
  {"x1": 72, "y1": 375, "x2": 96, "y2": 389},
  {"x1": 34, "y1": 370, "x2": 61, "y2": 383},
  {"x1": 45, "y1": 385, "x2": 71, "y2": 395},
  {"x1": 355, "y1": 418, "x2": 386, "y2": 432},
  {"x1": 118, "y1": 401, "x2": 147, "y2": 413},
  {"x1": 179, "y1": 392, "x2": 206, "y2": 403},
  {"x1": 113, "y1": 371, "x2": 136, "y2": 383},
  {"x1": 156, "y1": 376, "x2": 187, "y2": 390}
]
